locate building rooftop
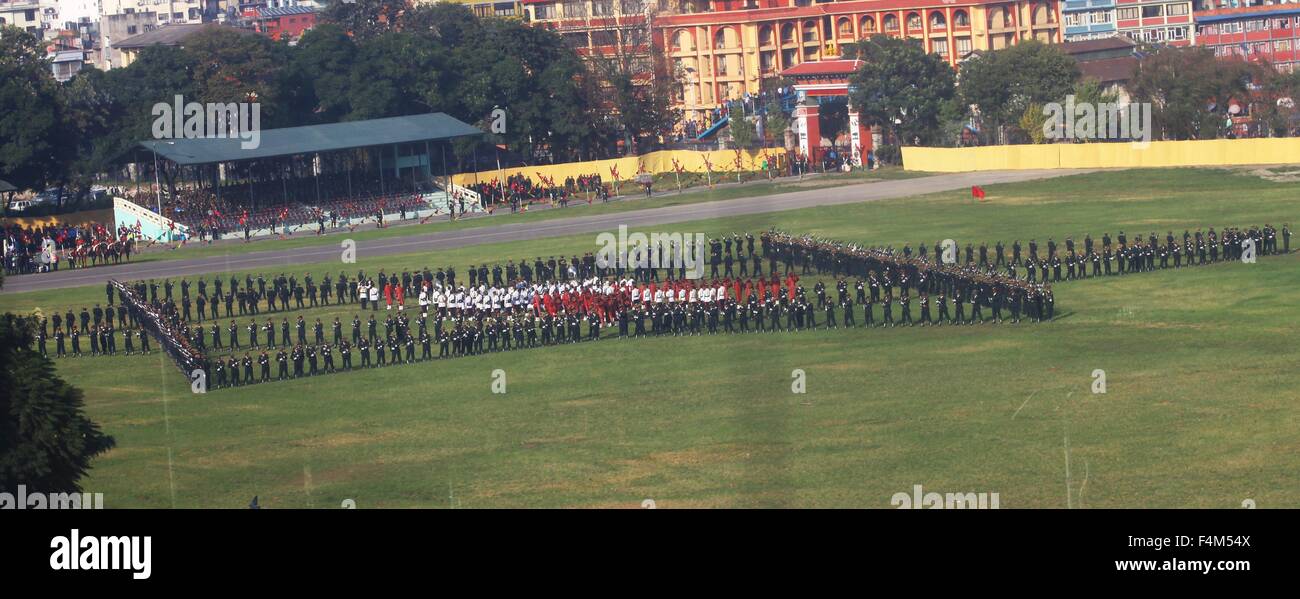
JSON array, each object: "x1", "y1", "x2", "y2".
[
  {"x1": 1196, "y1": 5, "x2": 1300, "y2": 23},
  {"x1": 782, "y1": 59, "x2": 862, "y2": 78},
  {"x1": 116, "y1": 23, "x2": 255, "y2": 50},
  {"x1": 1077, "y1": 56, "x2": 1139, "y2": 84},
  {"x1": 257, "y1": 6, "x2": 317, "y2": 19},
  {"x1": 51, "y1": 50, "x2": 84, "y2": 63},
  {"x1": 138, "y1": 113, "x2": 483, "y2": 166},
  {"x1": 1060, "y1": 36, "x2": 1136, "y2": 56}
]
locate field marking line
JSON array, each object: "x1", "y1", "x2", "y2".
[
  {"x1": 1012, "y1": 390, "x2": 1039, "y2": 420},
  {"x1": 159, "y1": 354, "x2": 177, "y2": 509}
]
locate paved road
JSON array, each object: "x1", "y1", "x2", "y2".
[{"x1": 3, "y1": 169, "x2": 1090, "y2": 294}]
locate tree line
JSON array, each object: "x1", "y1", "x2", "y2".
[
  {"x1": 0, "y1": 2, "x2": 679, "y2": 196},
  {"x1": 847, "y1": 37, "x2": 1300, "y2": 150}
]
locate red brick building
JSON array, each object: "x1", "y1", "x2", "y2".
[{"x1": 255, "y1": 6, "x2": 318, "y2": 42}]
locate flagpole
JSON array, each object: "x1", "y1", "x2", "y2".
[{"x1": 152, "y1": 149, "x2": 163, "y2": 216}]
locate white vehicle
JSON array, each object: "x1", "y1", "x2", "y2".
[{"x1": 8, "y1": 200, "x2": 35, "y2": 212}]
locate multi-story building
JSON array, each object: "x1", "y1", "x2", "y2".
[
  {"x1": 431, "y1": 0, "x2": 523, "y2": 19},
  {"x1": 252, "y1": 4, "x2": 315, "y2": 40},
  {"x1": 100, "y1": 9, "x2": 157, "y2": 68},
  {"x1": 1061, "y1": 34, "x2": 1137, "y2": 100},
  {"x1": 51, "y1": 0, "x2": 99, "y2": 28},
  {"x1": 112, "y1": 20, "x2": 252, "y2": 66},
  {"x1": 0, "y1": 0, "x2": 45, "y2": 35},
  {"x1": 1115, "y1": 0, "x2": 1193, "y2": 46},
  {"x1": 526, "y1": 0, "x2": 1065, "y2": 124},
  {"x1": 1062, "y1": 0, "x2": 1117, "y2": 41},
  {"x1": 666, "y1": 1, "x2": 1064, "y2": 122},
  {"x1": 1194, "y1": 2, "x2": 1300, "y2": 71},
  {"x1": 101, "y1": 0, "x2": 214, "y2": 27}
]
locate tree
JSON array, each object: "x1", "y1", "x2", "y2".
[
  {"x1": 1130, "y1": 46, "x2": 1257, "y2": 140},
  {"x1": 185, "y1": 28, "x2": 285, "y2": 122},
  {"x1": 1071, "y1": 77, "x2": 1119, "y2": 109},
  {"x1": 0, "y1": 274, "x2": 115, "y2": 494},
  {"x1": 346, "y1": 31, "x2": 444, "y2": 121},
  {"x1": 0, "y1": 26, "x2": 63, "y2": 194},
  {"x1": 321, "y1": 0, "x2": 409, "y2": 42},
  {"x1": 729, "y1": 101, "x2": 757, "y2": 148},
  {"x1": 959, "y1": 40, "x2": 1079, "y2": 144},
  {"x1": 583, "y1": 23, "x2": 681, "y2": 155},
  {"x1": 1252, "y1": 67, "x2": 1300, "y2": 137},
  {"x1": 276, "y1": 24, "x2": 359, "y2": 126},
  {"x1": 848, "y1": 36, "x2": 956, "y2": 146},
  {"x1": 764, "y1": 101, "x2": 790, "y2": 147},
  {"x1": 54, "y1": 68, "x2": 121, "y2": 203},
  {"x1": 1019, "y1": 103, "x2": 1049, "y2": 144}
]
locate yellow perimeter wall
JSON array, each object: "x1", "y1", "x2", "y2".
[
  {"x1": 0, "y1": 208, "x2": 115, "y2": 229},
  {"x1": 902, "y1": 138, "x2": 1300, "y2": 172},
  {"x1": 451, "y1": 148, "x2": 788, "y2": 187}
]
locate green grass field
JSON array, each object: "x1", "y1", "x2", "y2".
[{"x1": 3, "y1": 166, "x2": 1297, "y2": 508}]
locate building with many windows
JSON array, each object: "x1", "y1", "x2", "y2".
[
  {"x1": 1194, "y1": 3, "x2": 1300, "y2": 71},
  {"x1": 524, "y1": 0, "x2": 1064, "y2": 124},
  {"x1": 100, "y1": 0, "x2": 215, "y2": 27},
  {"x1": 1115, "y1": 0, "x2": 1193, "y2": 46},
  {"x1": 0, "y1": 0, "x2": 44, "y2": 35},
  {"x1": 423, "y1": 0, "x2": 522, "y2": 19},
  {"x1": 1063, "y1": 0, "x2": 1117, "y2": 41}
]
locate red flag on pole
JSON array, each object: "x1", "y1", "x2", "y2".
[{"x1": 971, "y1": 185, "x2": 986, "y2": 201}]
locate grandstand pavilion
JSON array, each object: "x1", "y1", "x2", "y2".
[{"x1": 129, "y1": 113, "x2": 483, "y2": 237}]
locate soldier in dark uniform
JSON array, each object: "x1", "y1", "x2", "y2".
[
  {"x1": 307, "y1": 345, "x2": 319, "y2": 375},
  {"x1": 247, "y1": 319, "x2": 259, "y2": 349},
  {"x1": 228, "y1": 320, "x2": 240, "y2": 349},
  {"x1": 259, "y1": 351, "x2": 271, "y2": 382},
  {"x1": 292, "y1": 345, "x2": 305, "y2": 377},
  {"x1": 214, "y1": 359, "x2": 227, "y2": 388}
]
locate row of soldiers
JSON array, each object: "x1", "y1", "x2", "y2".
[
  {"x1": 108, "y1": 231, "x2": 768, "y2": 324},
  {"x1": 35, "y1": 322, "x2": 152, "y2": 358},
  {"x1": 199, "y1": 285, "x2": 1056, "y2": 388},
  {"x1": 772, "y1": 225, "x2": 1291, "y2": 279}
]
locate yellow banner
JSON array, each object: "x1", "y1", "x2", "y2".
[
  {"x1": 901, "y1": 138, "x2": 1300, "y2": 172},
  {"x1": 451, "y1": 148, "x2": 788, "y2": 187}
]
